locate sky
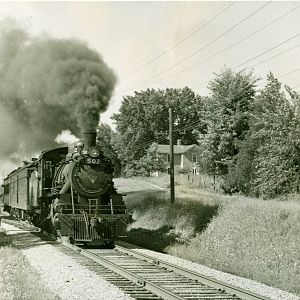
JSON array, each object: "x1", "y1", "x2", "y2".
[{"x1": 0, "y1": 0, "x2": 300, "y2": 130}]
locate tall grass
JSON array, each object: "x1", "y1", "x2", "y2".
[
  {"x1": 0, "y1": 231, "x2": 59, "y2": 300},
  {"x1": 125, "y1": 177, "x2": 300, "y2": 295},
  {"x1": 167, "y1": 197, "x2": 300, "y2": 295},
  {"x1": 125, "y1": 191, "x2": 218, "y2": 242}
]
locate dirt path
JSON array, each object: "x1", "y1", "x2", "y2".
[{"x1": 114, "y1": 178, "x2": 168, "y2": 194}]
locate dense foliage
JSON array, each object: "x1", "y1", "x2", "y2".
[
  {"x1": 105, "y1": 68, "x2": 300, "y2": 198},
  {"x1": 222, "y1": 73, "x2": 300, "y2": 197},
  {"x1": 249, "y1": 74, "x2": 300, "y2": 197},
  {"x1": 112, "y1": 87, "x2": 204, "y2": 176},
  {"x1": 198, "y1": 68, "x2": 257, "y2": 177},
  {"x1": 96, "y1": 124, "x2": 121, "y2": 176}
]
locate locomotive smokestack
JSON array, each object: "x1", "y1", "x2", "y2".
[{"x1": 83, "y1": 132, "x2": 97, "y2": 149}]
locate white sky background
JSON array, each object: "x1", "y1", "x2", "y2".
[{"x1": 0, "y1": 1, "x2": 300, "y2": 129}]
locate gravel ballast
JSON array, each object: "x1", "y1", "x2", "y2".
[{"x1": 1, "y1": 223, "x2": 133, "y2": 300}]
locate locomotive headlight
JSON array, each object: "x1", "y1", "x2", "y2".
[{"x1": 89, "y1": 147, "x2": 100, "y2": 158}]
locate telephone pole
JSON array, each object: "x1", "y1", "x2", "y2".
[{"x1": 169, "y1": 108, "x2": 175, "y2": 204}]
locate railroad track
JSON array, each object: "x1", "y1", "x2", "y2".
[{"x1": 63, "y1": 242, "x2": 270, "y2": 300}]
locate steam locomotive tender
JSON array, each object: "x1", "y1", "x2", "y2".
[{"x1": 2, "y1": 132, "x2": 127, "y2": 246}]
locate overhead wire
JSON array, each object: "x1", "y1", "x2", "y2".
[
  {"x1": 134, "y1": 121, "x2": 200, "y2": 151},
  {"x1": 193, "y1": 32, "x2": 300, "y2": 89},
  {"x1": 255, "y1": 67, "x2": 300, "y2": 88},
  {"x1": 279, "y1": 69, "x2": 300, "y2": 79},
  {"x1": 140, "y1": 4, "x2": 300, "y2": 87},
  {"x1": 128, "y1": 119, "x2": 204, "y2": 153},
  {"x1": 119, "y1": 1, "x2": 272, "y2": 94},
  {"x1": 111, "y1": 3, "x2": 300, "y2": 144},
  {"x1": 247, "y1": 43, "x2": 300, "y2": 70},
  {"x1": 122, "y1": 2, "x2": 236, "y2": 79},
  {"x1": 233, "y1": 33, "x2": 300, "y2": 70}
]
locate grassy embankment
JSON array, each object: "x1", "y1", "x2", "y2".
[
  {"x1": 0, "y1": 229, "x2": 59, "y2": 300},
  {"x1": 125, "y1": 174, "x2": 300, "y2": 296}
]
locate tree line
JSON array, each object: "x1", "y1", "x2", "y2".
[{"x1": 97, "y1": 67, "x2": 300, "y2": 199}]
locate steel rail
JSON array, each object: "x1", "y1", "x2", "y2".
[
  {"x1": 115, "y1": 244, "x2": 271, "y2": 300},
  {"x1": 63, "y1": 242, "x2": 184, "y2": 300}
]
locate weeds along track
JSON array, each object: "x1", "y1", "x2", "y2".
[{"x1": 63, "y1": 242, "x2": 270, "y2": 300}]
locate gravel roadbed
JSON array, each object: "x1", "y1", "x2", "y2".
[
  {"x1": 1, "y1": 223, "x2": 133, "y2": 300},
  {"x1": 134, "y1": 248, "x2": 299, "y2": 300}
]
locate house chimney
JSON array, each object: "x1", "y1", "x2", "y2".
[{"x1": 177, "y1": 139, "x2": 181, "y2": 145}]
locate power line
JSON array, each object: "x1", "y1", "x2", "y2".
[
  {"x1": 233, "y1": 33, "x2": 300, "y2": 70},
  {"x1": 141, "y1": 4, "x2": 300, "y2": 87},
  {"x1": 247, "y1": 43, "x2": 300, "y2": 69},
  {"x1": 279, "y1": 68, "x2": 300, "y2": 79},
  {"x1": 119, "y1": 1, "x2": 271, "y2": 94},
  {"x1": 256, "y1": 68, "x2": 300, "y2": 88},
  {"x1": 122, "y1": 2, "x2": 236, "y2": 79},
  {"x1": 130, "y1": 134, "x2": 167, "y2": 154},
  {"x1": 193, "y1": 32, "x2": 300, "y2": 90},
  {"x1": 127, "y1": 119, "x2": 204, "y2": 153}
]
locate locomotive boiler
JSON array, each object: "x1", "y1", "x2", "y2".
[{"x1": 2, "y1": 132, "x2": 127, "y2": 246}]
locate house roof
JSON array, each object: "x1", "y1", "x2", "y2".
[{"x1": 157, "y1": 144, "x2": 199, "y2": 154}]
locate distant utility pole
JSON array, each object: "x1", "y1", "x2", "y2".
[{"x1": 169, "y1": 108, "x2": 175, "y2": 204}]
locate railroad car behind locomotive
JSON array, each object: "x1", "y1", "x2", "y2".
[{"x1": 2, "y1": 132, "x2": 127, "y2": 246}]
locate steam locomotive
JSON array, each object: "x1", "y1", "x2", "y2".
[{"x1": 1, "y1": 132, "x2": 127, "y2": 246}]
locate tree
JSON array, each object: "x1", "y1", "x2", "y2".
[
  {"x1": 224, "y1": 131, "x2": 257, "y2": 194},
  {"x1": 112, "y1": 87, "x2": 204, "y2": 176},
  {"x1": 247, "y1": 73, "x2": 300, "y2": 198},
  {"x1": 96, "y1": 124, "x2": 121, "y2": 176},
  {"x1": 134, "y1": 143, "x2": 166, "y2": 177},
  {"x1": 198, "y1": 68, "x2": 257, "y2": 179}
]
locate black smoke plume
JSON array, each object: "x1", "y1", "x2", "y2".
[{"x1": 0, "y1": 19, "x2": 116, "y2": 162}]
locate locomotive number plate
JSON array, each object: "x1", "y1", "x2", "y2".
[{"x1": 85, "y1": 158, "x2": 101, "y2": 164}]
